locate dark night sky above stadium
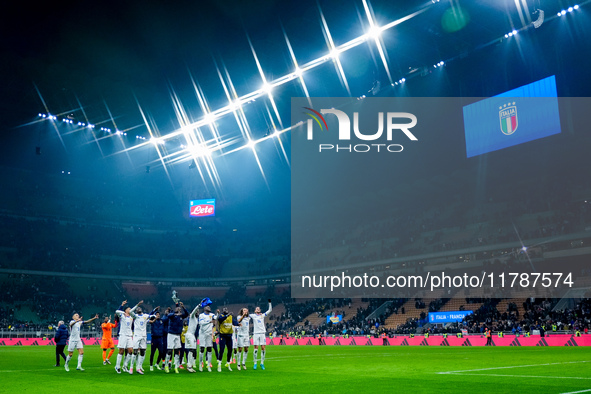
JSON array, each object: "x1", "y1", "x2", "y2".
[{"x1": 0, "y1": 0, "x2": 590, "y2": 229}]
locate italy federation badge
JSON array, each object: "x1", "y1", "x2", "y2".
[{"x1": 499, "y1": 102, "x2": 518, "y2": 135}]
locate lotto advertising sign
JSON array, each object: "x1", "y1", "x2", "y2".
[{"x1": 190, "y1": 199, "x2": 215, "y2": 217}]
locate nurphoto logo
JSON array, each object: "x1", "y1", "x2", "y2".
[{"x1": 303, "y1": 107, "x2": 418, "y2": 153}]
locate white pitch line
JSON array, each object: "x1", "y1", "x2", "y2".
[
  {"x1": 437, "y1": 360, "x2": 591, "y2": 374},
  {"x1": 560, "y1": 389, "x2": 591, "y2": 394},
  {"x1": 444, "y1": 373, "x2": 591, "y2": 380}
]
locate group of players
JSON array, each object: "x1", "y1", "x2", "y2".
[{"x1": 63, "y1": 298, "x2": 273, "y2": 374}]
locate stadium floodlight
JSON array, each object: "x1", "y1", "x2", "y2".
[
  {"x1": 229, "y1": 98, "x2": 242, "y2": 111},
  {"x1": 366, "y1": 25, "x2": 382, "y2": 40},
  {"x1": 561, "y1": 10, "x2": 567, "y2": 15},
  {"x1": 568, "y1": 6, "x2": 573, "y2": 12},
  {"x1": 262, "y1": 82, "x2": 273, "y2": 95},
  {"x1": 203, "y1": 112, "x2": 216, "y2": 125},
  {"x1": 557, "y1": 12, "x2": 561, "y2": 16},
  {"x1": 574, "y1": 5, "x2": 579, "y2": 10},
  {"x1": 512, "y1": 30, "x2": 517, "y2": 35}
]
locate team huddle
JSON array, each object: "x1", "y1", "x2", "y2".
[{"x1": 63, "y1": 298, "x2": 273, "y2": 374}]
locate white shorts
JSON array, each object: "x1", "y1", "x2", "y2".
[
  {"x1": 199, "y1": 334, "x2": 213, "y2": 348},
  {"x1": 67, "y1": 339, "x2": 83, "y2": 352},
  {"x1": 253, "y1": 333, "x2": 266, "y2": 346},
  {"x1": 232, "y1": 334, "x2": 237, "y2": 349},
  {"x1": 185, "y1": 333, "x2": 197, "y2": 349},
  {"x1": 167, "y1": 333, "x2": 181, "y2": 350},
  {"x1": 237, "y1": 335, "x2": 250, "y2": 348},
  {"x1": 117, "y1": 335, "x2": 134, "y2": 349},
  {"x1": 133, "y1": 336, "x2": 147, "y2": 350}
]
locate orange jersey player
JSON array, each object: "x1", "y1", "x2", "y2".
[{"x1": 101, "y1": 316, "x2": 117, "y2": 364}]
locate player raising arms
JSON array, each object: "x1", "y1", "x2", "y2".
[
  {"x1": 251, "y1": 299, "x2": 272, "y2": 370},
  {"x1": 198, "y1": 303, "x2": 217, "y2": 372},
  {"x1": 164, "y1": 302, "x2": 189, "y2": 373},
  {"x1": 184, "y1": 303, "x2": 200, "y2": 373},
  {"x1": 114, "y1": 300, "x2": 134, "y2": 374},
  {"x1": 236, "y1": 308, "x2": 251, "y2": 370},
  {"x1": 64, "y1": 313, "x2": 99, "y2": 372},
  {"x1": 101, "y1": 316, "x2": 117, "y2": 365},
  {"x1": 128, "y1": 301, "x2": 157, "y2": 375}
]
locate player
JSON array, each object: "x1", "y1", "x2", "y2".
[
  {"x1": 251, "y1": 299, "x2": 272, "y2": 370},
  {"x1": 164, "y1": 302, "x2": 189, "y2": 373},
  {"x1": 198, "y1": 304, "x2": 217, "y2": 372},
  {"x1": 128, "y1": 301, "x2": 157, "y2": 375},
  {"x1": 236, "y1": 307, "x2": 251, "y2": 370},
  {"x1": 64, "y1": 313, "x2": 98, "y2": 372},
  {"x1": 232, "y1": 324, "x2": 238, "y2": 364},
  {"x1": 217, "y1": 307, "x2": 239, "y2": 371},
  {"x1": 101, "y1": 316, "x2": 117, "y2": 365},
  {"x1": 149, "y1": 310, "x2": 164, "y2": 371},
  {"x1": 160, "y1": 307, "x2": 171, "y2": 370},
  {"x1": 114, "y1": 300, "x2": 135, "y2": 374},
  {"x1": 184, "y1": 303, "x2": 200, "y2": 373}
]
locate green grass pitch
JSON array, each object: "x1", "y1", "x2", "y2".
[{"x1": 1, "y1": 345, "x2": 590, "y2": 393}]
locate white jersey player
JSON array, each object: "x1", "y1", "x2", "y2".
[
  {"x1": 128, "y1": 300, "x2": 156, "y2": 375},
  {"x1": 185, "y1": 304, "x2": 200, "y2": 372},
  {"x1": 251, "y1": 300, "x2": 272, "y2": 370},
  {"x1": 198, "y1": 305, "x2": 217, "y2": 372},
  {"x1": 114, "y1": 300, "x2": 135, "y2": 374},
  {"x1": 64, "y1": 313, "x2": 98, "y2": 372},
  {"x1": 236, "y1": 307, "x2": 252, "y2": 370}
]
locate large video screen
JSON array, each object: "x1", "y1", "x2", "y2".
[
  {"x1": 189, "y1": 199, "x2": 216, "y2": 217},
  {"x1": 463, "y1": 75, "x2": 561, "y2": 158}
]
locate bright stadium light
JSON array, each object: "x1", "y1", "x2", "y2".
[
  {"x1": 203, "y1": 112, "x2": 216, "y2": 125},
  {"x1": 366, "y1": 25, "x2": 382, "y2": 40},
  {"x1": 574, "y1": 5, "x2": 579, "y2": 10},
  {"x1": 568, "y1": 6, "x2": 573, "y2": 12},
  {"x1": 262, "y1": 82, "x2": 273, "y2": 95}
]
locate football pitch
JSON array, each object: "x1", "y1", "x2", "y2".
[{"x1": 2, "y1": 345, "x2": 591, "y2": 393}]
